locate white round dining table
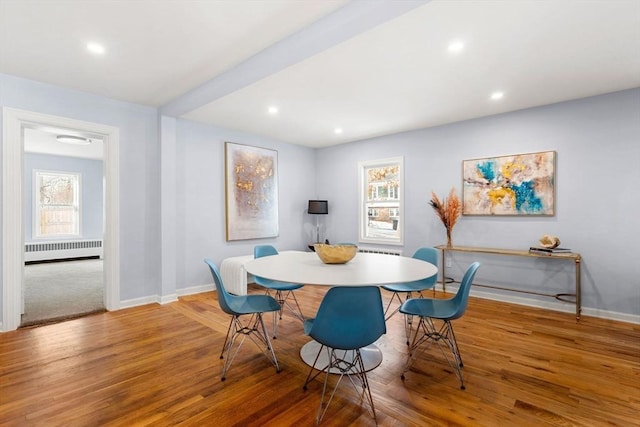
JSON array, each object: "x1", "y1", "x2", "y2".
[
  {"x1": 243, "y1": 251, "x2": 437, "y2": 287},
  {"x1": 244, "y1": 250, "x2": 438, "y2": 372}
]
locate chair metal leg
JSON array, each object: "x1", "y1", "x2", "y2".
[
  {"x1": 401, "y1": 316, "x2": 466, "y2": 389},
  {"x1": 403, "y1": 312, "x2": 415, "y2": 346},
  {"x1": 401, "y1": 316, "x2": 426, "y2": 379},
  {"x1": 385, "y1": 291, "x2": 425, "y2": 345},
  {"x1": 274, "y1": 290, "x2": 285, "y2": 320},
  {"x1": 220, "y1": 316, "x2": 235, "y2": 360},
  {"x1": 272, "y1": 308, "x2": 278, "y2": 339},
  {"x1": 268, "y1": 289, "x2": 305, "y2": 339},
  {"x1": 257, "y1": 312, "x2": 280, "y2": 374},
  {"x1": 275, "y1": 289, "x2": 305, "y2": 322},
  {"x1": 385, "y1": 290, "x2": 426, "y2": 321},
  {"x1": 219, "y1": 313, "x2": 279, "y2": 381},
  {"x1": 445, "y1": 321, "x2": 464, "y2": 368},
  {"x1": 263, "y1": 289, "x2": 280, "y2": 339},
  {"x1": 303, "y1": 345, "x2": 328, "y2": 390},
  {"x1": 220, "y1": 317, "x2": 247, "y2": 380},
  {"x1": 402, "y1": 291, "x2": 424, "y2": 345},
  {"x1": 438, "y1": 320, "x2": 465, "y2": 389},
  {"x1": 303, "y1": 345, "x2": 377, "y2": 424},
  {"x1": 284, "y1": 290, "x2": 305, "y2": 322},
  {"x1": 383, "y1": 291, "x2": 403, "y2": 320}
]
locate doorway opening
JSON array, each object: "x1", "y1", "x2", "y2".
[
  {"x1": 21, "y1": 127, "x2": 105, "y2": 326},
  {"x1": 2, "y1": 108, "x2": 120, "y2": 332}
]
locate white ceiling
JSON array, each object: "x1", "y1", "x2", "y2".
[
  {"x1": 23, "y1": 128, "x2": 104, "y2": 160},
  {"x1": 2, "y1": 0, "x2": 639, "y2": 150}
]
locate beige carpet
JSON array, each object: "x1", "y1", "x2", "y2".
[{"x1": 21, "y1": 259, "x2": 105, "y2": 327}]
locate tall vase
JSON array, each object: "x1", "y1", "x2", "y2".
[{"x1": 446, "y1": 228, "x2": 453, "y2": 248}]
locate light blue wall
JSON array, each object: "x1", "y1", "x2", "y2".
[
  {"x1": 174, "y1": 119, "x2": 317, "y2": 290},
  {"x1": 0, "y1": 73, "x2": 316, "y2": 318},
  {"x1": 0, "y1": 73, "x2": 161, "y2": 303},
  {"x1": 316, "y1": 89, "x2": 640, "y2": 316},
  {"x1": 2, "y1": 71, "x2": 638, "y2": 320},
  {"x1": 23, "y1": 153, "x2": 103, "y2": 241}
]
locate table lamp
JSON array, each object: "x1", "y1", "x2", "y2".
[{"x1": 308, "y1": 200, "x2": 328, "y2": 244}]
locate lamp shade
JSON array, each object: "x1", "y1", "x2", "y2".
[{"x1": 308, "y1": 200, "x2": 328, "y2": 215}]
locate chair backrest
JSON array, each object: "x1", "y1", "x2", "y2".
[
  {"x1": 253, "y1": 245, "x2": 279, "y2": 286},
  {"x1": 450, "y1": 262, "x2": 481, "y2": 320},
  {"x1": 204, "y1": 258, "x2": 236, "y2": 316},
  {"x1": 412, "y1": 247, "x2": 439, "y2": 287},
  {"x1": 254, "y1": 245, "x2": 278, "y2": 258},
  {"x1": 309, "y1": 286, "x2": 386, "y2": 350}
]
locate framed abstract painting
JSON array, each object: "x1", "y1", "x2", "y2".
[
  {"x1": 225, "y1": 142, "x2": 279, "y2": 240},
  {"x1": 462, "y1": 150, "x2": 556, "y2": 216}
]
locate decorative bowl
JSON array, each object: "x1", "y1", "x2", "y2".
[
  {"x1": 539, "y1": 234, "x2": 561, "y2": 249},
  {"x1": 314, "y1": 244, "x2": 358, "y2": 264}
]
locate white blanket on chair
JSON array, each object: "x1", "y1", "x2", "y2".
[
  {"x1": 220, "y1": 255, "x2": 254, "y2": 296},
  {"x1": 219, "y1": 250, "x2": 299, "y2": 295}
]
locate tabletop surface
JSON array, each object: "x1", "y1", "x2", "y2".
[{"x1": 243, "y1": 251, "x2": 437, "y2": 286}]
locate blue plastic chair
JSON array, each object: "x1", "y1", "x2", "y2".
[
  {"x1": 400, "y1": 261, "x2": 480, "y2": 390},
  {"x1": 204, "y1": 259, "x2": 281, "y2": 381},
  {"x1": 381, "y1": 247, "x2": 438, "y2": 343},
  {"x1": 253, "y1": 245, "x2": 305, "y2": 337},
  {"x1": 302, "y1": 286, "x2": 386, "y2": 424}
]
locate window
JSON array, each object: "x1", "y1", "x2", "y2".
[
  {"x1": 34, "y1": 170, "x2": 80, "y2": 237},
  {"x1": 359, "y1": 157, "x2": 403, "y2": 245}
]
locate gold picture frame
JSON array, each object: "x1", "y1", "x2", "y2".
[
  {"x1": 225, "y1": 142, "x2": 279, "y2": 240},
  {"x1": 462, "y1": 150, "x2": 556, "y2": 216}
]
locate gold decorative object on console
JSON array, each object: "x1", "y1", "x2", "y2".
[
  {"x1": 539, "y1": 234, "x2": 560, "y2": 249},
  {"x1": 314, "y1": 244, "x2": 358, "y2": 264}
]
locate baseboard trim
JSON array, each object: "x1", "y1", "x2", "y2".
[
  {"x1": 118, "y1": 285, "x2": 214, "y2": 311},
  {"x1": 445, "y1": 283, "x2": 640, "y2": 325},
  {"x1": 118, "y1": 283, "x2": 639, "y2": 326},
  {"x1": 159, "y1": 294, "x2": 178, "y2": 305},
  {"x1": 119, "y1": 295, "x2": 158, "y2": 310},
  {"x1": 177, "y1": 283, "x2": 215, "y2": 297},
  {"x1": 580, "y1": 307, "x2": 640, "y2": 324},
  {"x1": 121, "y1": 294, "x2": 177, "y2": 307}
]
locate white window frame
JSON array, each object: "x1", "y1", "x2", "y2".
[
  {"x1": 34, "y1": 170, "x2": 81, "y2": 239},
  {"x1": 358, "y1": 156, "x2": 404, "y2": 246}
]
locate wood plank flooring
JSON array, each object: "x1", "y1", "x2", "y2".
[{"x1": 1, "y1": 285, "x2": 638, "y2": 426}]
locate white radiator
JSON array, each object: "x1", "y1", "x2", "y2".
[
  {"x1": 25, "y1": 240, "x2": 103, "y2": 262},
  {"x1": 358, "y1": 247, "x2": 403, "y2": 256}
]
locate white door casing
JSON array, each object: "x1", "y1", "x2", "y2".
[{"x1": 2, "y1": 108, "x2": 120, "y2": 331}]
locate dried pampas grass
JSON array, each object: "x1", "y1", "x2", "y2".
[{"x1": 430, "y1": 188, "x2": 461, "y2": 247}]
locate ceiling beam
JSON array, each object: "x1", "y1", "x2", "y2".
[{"x1": 160, "y1": 0, "x2": 429, "y2": 117}]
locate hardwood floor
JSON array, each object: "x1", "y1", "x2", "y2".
[{"x1": 1, "y1": 285, "x2": 638, "y2": 426}]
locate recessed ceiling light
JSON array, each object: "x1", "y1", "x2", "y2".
[
  {"x1": 268, "y1": 106, "x2": 278, "y2": 114},
  {"x1": 447, "y1": 41, "x2": 465, "y2": 53},
  {"x1": 334, "y1": 128, "x2": 343, "y2": 134},
  {"x1": 490, "y1": 91, "x2": 504, "y2": 100},
  {"x1": 87, "y1": 42, "x2": 105, "y2": 55},
  {"x1": 57, "y1": 135, "x2": 91, "y2": 145}
]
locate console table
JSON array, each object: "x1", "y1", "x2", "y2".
[{"x1": 435, "y1": 245, "x2": 582, "y2": 321}]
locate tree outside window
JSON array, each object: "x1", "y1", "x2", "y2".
[
  {"x1": 359, "y1": 157, "x2": 403, "y2": 245},
  {"x1": 35, "y1": 171, "x2": 80, "y2": 237}
]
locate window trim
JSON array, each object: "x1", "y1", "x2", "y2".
[
  {"x1": 33, "y1": 169, "x2": 82, "y2": 239},
  {"x1": 358, "y1": 156, "x2": 404, "y2": 246}
]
